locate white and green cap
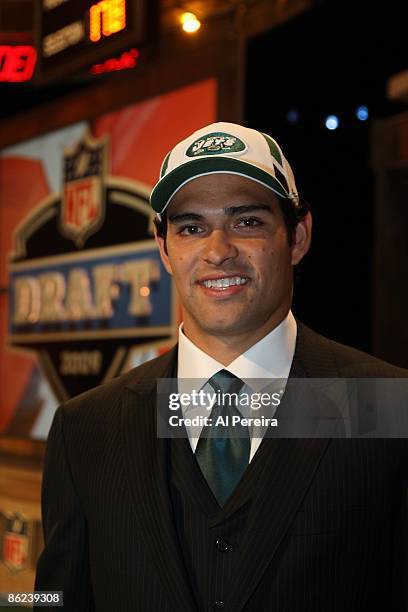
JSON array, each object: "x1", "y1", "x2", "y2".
[{"x1": 150, "y1": 121, "x2": 299, "y2": 214}]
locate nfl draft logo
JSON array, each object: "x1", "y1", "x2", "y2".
[
  {"x1": 8, "y1": 130, "x2": 176, "y2": 401},
  {"x1": 61, "y1": 132, "x2": 108, "y2": 247},
  {"x1": 1, "y1": 513, "x2": 30, "y2": 572}
]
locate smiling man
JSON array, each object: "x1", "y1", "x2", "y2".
[
  {"x1": 36, "y1": 122, "x2": 408, "y2": 611},
  {"x1": 154, "y1": 172, "x2": 310, "y2": 363}
]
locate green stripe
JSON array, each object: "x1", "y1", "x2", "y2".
[
  {"x1": 262, "y1": 133, "x2": 282, "y2": 166},
  {"x1": 150, "y1": 157, "x2": 288, "y2": 213},
  {"x1": 160, "y1": 152, "x2": 171, "y2": 178}
]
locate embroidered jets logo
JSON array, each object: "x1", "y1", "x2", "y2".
[
  {"x1": 186, "y1": 132, "x2": 247, "y2": 157},
  {"x1": 60, "y1": 132, "x2": 108, "y2": 247}
]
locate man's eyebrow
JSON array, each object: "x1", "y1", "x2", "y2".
[
  {"x1": 223, "y1": 203, "x2": 274, "y2": 215},
  {"x1": 168, "y1": 204, "x2": 273, "y2": 223},
  {"x1": 168, "y1": 212, "x2": 203, "y2": 224}
]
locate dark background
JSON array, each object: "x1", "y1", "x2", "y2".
[{"x1": 246, "y1": 0, "x2": 407, "y2": 353}]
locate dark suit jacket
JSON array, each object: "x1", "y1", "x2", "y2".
[{"x1": 35, "y1": 322, "x2": 408, "y2": 611}]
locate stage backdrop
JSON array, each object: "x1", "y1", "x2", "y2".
[{"x1": 0, "y1": 78, "x2": 217, "y2": 440}]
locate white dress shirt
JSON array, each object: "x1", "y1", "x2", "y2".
[{"x1": 177, "y1": 311, "x2": 297, "y2": 462}]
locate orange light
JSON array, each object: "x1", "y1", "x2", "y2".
[
  {"x1": 89, "y1": 0, "x2": 127, "y2": 43},
  {"x1": 180, "y1": 12, "x2": 201, "y2": 33},
  {"x1": 139, "y1": 286, "x2": 150, "y2": 298}
]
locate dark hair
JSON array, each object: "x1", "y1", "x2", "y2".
[
  {"x1": 278, "y1": 197, "x2": 310, "y2": 246},
  {"x1": 154, "y1": 196, "x2": 310, "y2": 248}
]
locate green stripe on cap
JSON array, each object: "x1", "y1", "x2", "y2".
[
  {"x1": 150, "y1": 156, "x2": 289, "y2": 213},
  {"x1": 160, "y1": 152, "x2": 171, "y2": 178},
  {"x1": 262, "y1": 133, "x2": 283, "y2": 166}
]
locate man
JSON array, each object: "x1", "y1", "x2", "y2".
[{"x1": 35, "y1": 122, "x2": 408, "y2": 611}]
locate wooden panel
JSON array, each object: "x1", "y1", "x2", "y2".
[
  {"x1": 372, "y1": 112, "x2": 408, "y2": 168},
  {"x1": 0, "y1": 0, "x2": 33, "y2": 32},
  {"x1": 371, "y1": 112, "x2": 408, "y2": 368},
  {"x1": 0, "y1": 459, "x2": 42, "y2": 594},
  {"x1": 0, "y1": 441, "x2": 44, "y2": 461}
]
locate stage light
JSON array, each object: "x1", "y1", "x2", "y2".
[
  {"x1": 356, "y1": 105, "x2": 369, "y2": 121},
  {"x1": 286, "y1": 109, "x2": 300, "y2": 124},
  {"x1": 325, "y1": 115, "x2": 339, "y2": 130},
  {"x1": 180, "y1": 12, "x2": 201, "y2": 33}
]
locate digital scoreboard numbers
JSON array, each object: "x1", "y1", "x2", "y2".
[
  {"x1": 0, "y1": 46, "x2": 37, "y2": 82},
  {"x1": 37, "y1": 0, "x2": 155, "y2": 83}
]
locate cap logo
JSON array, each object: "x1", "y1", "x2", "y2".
[{"x1": 186, "y1": 132, "x2": 247, "y2": 157}]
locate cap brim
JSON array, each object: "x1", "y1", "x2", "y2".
[{"x1": 150, "y1": 157, "x2": 289, "y2": 213}]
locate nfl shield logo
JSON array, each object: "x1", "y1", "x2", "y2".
[
  {"x1": 61, "y1": 131, "x2": 108, "y2": 246},
  {"x1": 2, "y1": 512, "x2": 30, "y2": 572}
]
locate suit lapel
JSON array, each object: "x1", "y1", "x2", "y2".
[
  {"x1": 121, "y1": 346, "x2": 197, "y2": 611},
  {"x1": 228, "y1": 321, "x2": 340, "y2": 611},
  {"x1": 229, "y1": 437, "x2": 330, "y2": 611}
]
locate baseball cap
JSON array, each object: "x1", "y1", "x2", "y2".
[{"x1": 150, "y1": 121, "x2": 299, "y2": 215}]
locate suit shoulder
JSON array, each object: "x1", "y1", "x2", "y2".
[{"x1": 298, "y1": 322, "x2": 408, "y2": 377}]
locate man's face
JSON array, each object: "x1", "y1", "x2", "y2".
[{"x1": 155, "y1": 173, "x2": 311, "y2": 344}]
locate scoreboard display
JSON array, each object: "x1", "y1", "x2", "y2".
[
  {"x1": 0, "y1": 46, "x2": 37, "y2": 82},
  {"x1": 36, "y1": 0, "x2": 156, "y2": 82}
]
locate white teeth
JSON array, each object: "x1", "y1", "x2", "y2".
[{"x1": 202, "y1": 277, "x2": 247, "y2": 289}]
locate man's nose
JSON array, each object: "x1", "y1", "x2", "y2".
[{"x1": 201, "y1": 229, "x2": 238, "y2": 265}]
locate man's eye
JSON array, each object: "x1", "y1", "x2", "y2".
[
  {"x1": 236, "y1": 218, "x2": 262, "y2": 227},
  {"x1": 179, "y1": 225, "x2": 204, "y2": 235}
]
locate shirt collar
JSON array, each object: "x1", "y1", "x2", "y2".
[{"x1": 177, "y1": 310, "x2": 297, "y2": 392}]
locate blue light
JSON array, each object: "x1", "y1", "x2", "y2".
[
  {"x1": 356, "y1": 105, "x2": 369, "y2": 121},
  {"x1": 325, "y1": 115, "x2": 339, "y2": 130},
  {"x1": 286, "y1": 109, "x2": 300, "y2": 124}
]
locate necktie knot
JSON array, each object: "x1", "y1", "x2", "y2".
[{"x1": 208, "y1": 369, "x2": 245, "y2": 396}]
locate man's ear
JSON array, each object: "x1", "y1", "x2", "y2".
[
  {"x1": 154, "y1": 228, "x2": 173, "y2": 275},
  {"x1": 291, "y1": 211, "x2": 312, "y2": 265}
]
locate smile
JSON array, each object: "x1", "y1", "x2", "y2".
[{"x1": 201, "y1": 277, "x2": 248, "y2": 289}]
